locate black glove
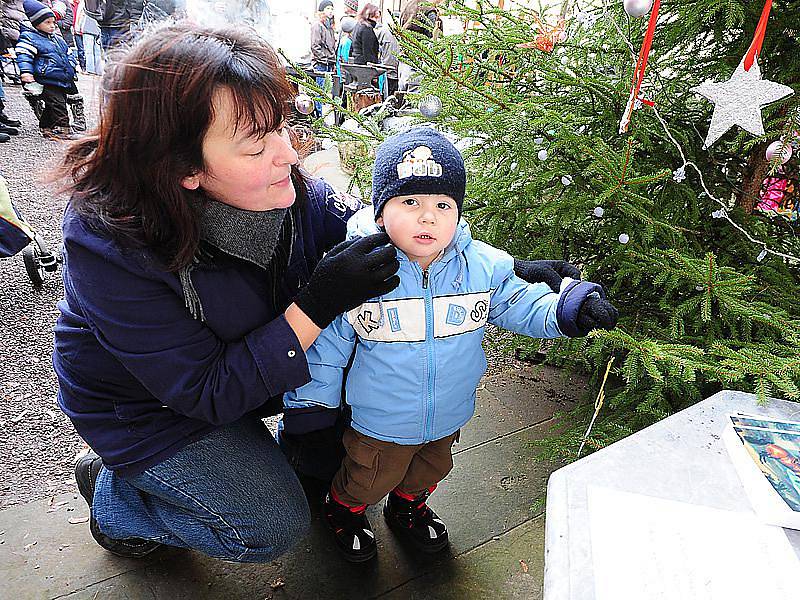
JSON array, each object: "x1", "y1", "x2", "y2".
[
  {"x1": 576, "y1": 295, "x2": 619, "y2": 334},
  {"x1": 514, "y1": 259, "x2": 582, "y2": 292},
  {"x1": 295, "y1": 232, "x2": 400, "y2": 328}
]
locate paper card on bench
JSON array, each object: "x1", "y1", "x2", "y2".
[{"x1": 587, "y1": 485, "x2": 800, "y2": 600}]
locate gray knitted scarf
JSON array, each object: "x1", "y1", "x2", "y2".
[{"x1": 178, "y1": 200, "x2": 291, "y2": 321}]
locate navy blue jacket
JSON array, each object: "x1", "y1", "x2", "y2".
[
  {"x1": 15, "y1": 25, "x2": 76, "y2": 88},
  {"x1": 53, "y1": 178, "x2": 360, "y2": 477}
]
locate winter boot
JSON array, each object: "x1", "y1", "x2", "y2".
[
  {"x1": 23, "y1": 91, "x2": 44, "y2": 122},
  {"x1": 0, "y1": 99, "x2": 21, "y2": 128},
  {"x1": 383, "y1": 486, "x2": 449, "y2": 553},
  {"x1": 67, "y1": 94, "x2": 86, "y2": 132},
  {"x1": 324, "y1": 491, "x2": 377, "y2": 562},
  {"x1": 75, "y1": 451, "x2": 163, "y2": 559},
  {"x1": 0, "y1": 123, "x2": 19, "y2": 135}
]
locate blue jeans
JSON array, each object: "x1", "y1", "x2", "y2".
[
  {"x1": 74, "y1": 34, "x2": 86, "y2": 70},
  {"x1": 83, "y1": 34, "x2": 102, "y2": 75},
  {"x1": 100, "y1": 26, "x2": 127, "y2": 51},
  {"x1": 92, "y1": 417, "x2": 311, "y2": 563},
  {"x1": 313, "y1": 63, "x2": 334, "y2": 118}
]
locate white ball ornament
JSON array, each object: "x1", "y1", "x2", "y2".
[
  {"x1": 618, "y1": 233, "x2": 630, "y2": 244},
  {"x1": 561, "y1": 175, "x2": 573, "y2": 185},
  {"x1": 538, "y1": 149, "x2": 549, "y2": 161},
  {"x1": 593, "y1": 206, "x2": 605, "y2": 218},
  {"x1": 765, "y1": 140, "x2": 793, "y2": 164},
  {"x1": 419, "y1": 95, "x2": 443, "y2": 119},
  {"x1": 623, "y1": 0, "x2": 654, "y2": 18},
  {"x1": 294, "y1": 94, "x2": 314, "y2": 115}
]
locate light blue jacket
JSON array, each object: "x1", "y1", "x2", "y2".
[{"x1": 284, "y1": 207, "x2": 602, "y2": 444}]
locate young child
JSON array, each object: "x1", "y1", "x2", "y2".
[
  {"x1": 15, "y1": 0, "x2": 79, "y2": 139},
  {"x1": 284, "y1": 127, "x2": 618, "y2": 562}
]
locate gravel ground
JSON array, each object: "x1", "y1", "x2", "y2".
[{"x1": 0, "y1": 75, "x2": 534, "y2": 510}]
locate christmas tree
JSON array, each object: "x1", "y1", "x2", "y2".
[{"x1": 379, "y1": 0, "x2": 800, "y2": 454}]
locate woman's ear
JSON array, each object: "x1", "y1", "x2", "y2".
[
  {"x1": 180, "y1": 173, "x2": 200, "y2": 190},
  {"x1": 376, "y1": 216, "x2": 384, "y2": 227}
]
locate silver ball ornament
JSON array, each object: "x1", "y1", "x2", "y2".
[
  {"x1": 537, "y1": 149, "x2": 549, "y2": 161},
  {"x1": 593, "y1": 206, "x2": 605, "y2": 218},
  {"x1": 618, "y1": 233, "x2": 630, "y2": 244},
  {"x1": 623, "y1": 0, "x2": 653, "y2": 18},
  {"x1": 419, "y1": 95, "x2": 443, "y2": 119},
  {"x1": 561, "y1": 175, "x2": 573, "y2": 186},
  {"x1": 294, "y1": 94, "x2": 314, "y2": 115}
]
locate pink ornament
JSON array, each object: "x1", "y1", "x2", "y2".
[{"x1": 765, "y1": 140, "x2": 793, "y2": 164}]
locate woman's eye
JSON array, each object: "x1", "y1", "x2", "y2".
[{"x1": 247, "y1": 148, "x2": 265, "y2": 157}]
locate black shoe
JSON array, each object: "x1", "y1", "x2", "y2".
[
  {"x1": 0, "y1": 100, "x2": 22, "y2": 127},
  {"x1": 0, "y1": 123, "x2": 19, "y2": 135},
  {"x1": 0, "y1": 132, "x2": 9, "y2": 143},
  {"x1": 383, "y1": 488, "x2": 449, "y2": 553},
  {"x1": 0, "y1": 115, "x2": 21, "y2": 127},
  {"x1": 324, "y1": 493, "x2": 377, "y2": 562},
  {"x1": 75, "y1": 451, "x2": 163, "y2": 559}
]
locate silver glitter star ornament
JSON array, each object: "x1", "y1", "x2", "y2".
[{"x1": 692, "y1": 56, "x2": 793, "y2": 148}]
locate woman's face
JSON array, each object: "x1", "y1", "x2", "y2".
[{"x1": 183, "y1": 88, "x2": 299, "y2": 211}]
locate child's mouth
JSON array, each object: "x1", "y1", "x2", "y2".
[{"x1": 414, "y1": 234, "x2": 436, "y2": 244}]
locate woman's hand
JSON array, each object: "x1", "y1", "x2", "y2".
[
  {"x1": 21, "y1": 73, "x2": 35, "y2": 83},
  {"x1": 514, "y1": 259, "x2": 581, "y2": 292},
  {"x1": 294, "y1": 232, "x2": 400, "y2": 329}
]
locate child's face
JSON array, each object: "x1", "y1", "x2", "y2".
[
  {"x1": 36, "y1": 17, "x2": 57, "y2": 34},
  {"x1": 376, "y1": 194, "x2": 459, "y2": 269}
]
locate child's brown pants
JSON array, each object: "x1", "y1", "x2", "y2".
[{"x1": 331, "y1": 427, "x2": 459, "y2": 507}]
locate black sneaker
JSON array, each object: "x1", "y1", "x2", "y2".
[
  {"x1": 324, "y1": 493, "x2": 377, "y2": 562},
  {"x1": 0, "y1": 123, "x2": 18, "y2": 135},
  {"x1": 75, "y1": 451, "x2": 163, "y2": 558},
  {"x1": 383, "y1": 488, "x2": 449, "y2": 553}
]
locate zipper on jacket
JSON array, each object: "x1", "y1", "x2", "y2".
[{"x1": 420, "y1": 265, "x2": 435, "y2": 440}]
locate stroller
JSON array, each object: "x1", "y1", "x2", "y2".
[{"x1": 0, "y1": 175, "x2": 59, "y2": 286}]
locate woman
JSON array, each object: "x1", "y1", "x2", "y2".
[
  {"x1": 55, "y1": 22, "x2": 576, "y2": 563},
  {"x1": 349, "y1": 2, "x2": 380, "y2": 66},
  {"x1": 54, "y1": 23, "x2": 399, "y2": 562}
]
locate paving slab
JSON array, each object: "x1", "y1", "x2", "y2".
[
  {"x1": 382, "y1": 517, "x2": 545, "y2": 600},
  {"x1": 3, "y1": 365, "x2": 585, "y2": 599}
]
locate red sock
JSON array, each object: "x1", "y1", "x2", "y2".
[{"x1": 330, "y1": 487, "x2": 367, "y2": 513}]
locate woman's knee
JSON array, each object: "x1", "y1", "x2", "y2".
[{"x1": 219, "y1": 494, "x2": 311, "y2": 563}]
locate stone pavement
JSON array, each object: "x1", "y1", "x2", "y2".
[{"x1": 1, "y1": 365, "x2": 586, "y2": 599}]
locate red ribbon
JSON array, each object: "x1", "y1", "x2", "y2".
[
  {"x1": 629, "y1": 0, "x2": 661, "y2": 111},
  {"x1": 619, "y1": 0, "x2": 661, "y2": 133},
  {"x1": 744, "y1": 0, "x2": 773, "y2": 71}
]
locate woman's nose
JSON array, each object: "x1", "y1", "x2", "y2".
[{"x1": 272, "y1": 131, "x2": 299, "y2": 165}]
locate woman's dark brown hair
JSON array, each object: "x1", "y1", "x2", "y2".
[
  {"x1": 357, "y1": 3, "x2": 381, "y2": 23},
  {"x1": 59, "y1": 23, "x2": 304, "y2": 271}
]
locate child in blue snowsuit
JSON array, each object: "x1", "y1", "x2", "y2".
[
  {"x1": 16, "y1": 0, "x2": 78, "y2": 138},
  {"x1": 285, "y1": 127, "x2": 618, "y2": 562}
]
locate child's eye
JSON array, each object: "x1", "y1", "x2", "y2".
[
  {"x1": 402, "y1": 198, "x2": 418, "y2": 206},
  {"x1": 437, "y1": 203, "x2": 452, "y2": 210}
]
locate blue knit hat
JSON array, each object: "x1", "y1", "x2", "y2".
[
  {"x1": 23, "y1": 0, "x2": 54, "y2": 27},
  {"x1": 372, "y1": 127, "x2": 466, "y2": 218}
]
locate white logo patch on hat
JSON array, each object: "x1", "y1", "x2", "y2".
[{"x1": 397, "y1": 146, "x2": 443, "y2": 179}]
